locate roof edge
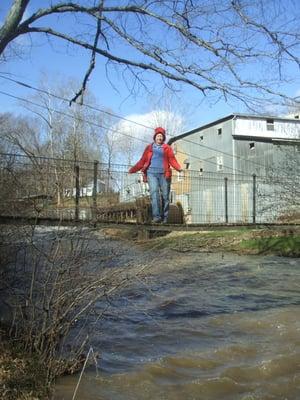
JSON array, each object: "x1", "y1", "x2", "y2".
[
  {"x1": 168, "y1": 114, "x2": 235, "y2": 144},
  {"x1": 168, "y1": 113, "x2": 300, "y2": 145}
]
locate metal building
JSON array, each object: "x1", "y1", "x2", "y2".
[{"x1": 169, "y1": 114, "x2": 300, "y2": 223}]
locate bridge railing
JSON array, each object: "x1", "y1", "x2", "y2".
[{"x1": 0, "y1": 153, "x2": 299, "y2": 224}]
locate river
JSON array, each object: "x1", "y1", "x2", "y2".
[{"x1": 50, "y1": 230, "x2": 300, "y2": 400}]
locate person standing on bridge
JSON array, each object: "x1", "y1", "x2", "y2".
[{"x1": 128, "y1": 127, "x2": 182, "y2": 224}]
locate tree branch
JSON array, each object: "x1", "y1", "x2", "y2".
[
  {"x1": 69, "y1": 1, "x2": 104, "y2": 105},
  {"x1": 1, "y1": 1, "x2": 299, "y2": 108}
]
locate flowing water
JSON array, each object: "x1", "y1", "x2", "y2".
[{"x1": 53, "y1": 236, "x2": 300, "y2": 400}]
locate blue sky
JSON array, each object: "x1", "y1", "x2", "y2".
[
  {"x1": 0, "y1": 35, "x2": 234, "y2": 131},
  {"x1": 0, "y1": 0, "x2": 299, "y2": 134}
]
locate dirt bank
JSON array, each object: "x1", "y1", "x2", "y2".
[
  {"x1": 0, "y1": 335, "x2": 48, "y2": 400},
  {"x1": 101, "y1": 226, "x2": 300, "y2": 257}
]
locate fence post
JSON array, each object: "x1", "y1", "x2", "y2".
[
  {"x1": 92, "y1": 160, "x2": 99, "y2": 223},
  {"x1": 75, "y1": 165, "x2": 80, "y2": 222},
  {"x1": 252, "y1": 174, "x2": 256, "y2": 224},
  {"x1": 224, "y1": 177, "x2": 228, "y2": 223}
]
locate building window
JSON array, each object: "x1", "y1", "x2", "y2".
[
  {"x1": 217, "y1": 128, "x2": 222, "y2": 135},
  {"x1": 200, "y1": 135, "x2": 204, "y2": 141},
  {"x1": 217, "y1": 155, "x2": 223, "y2": 171},
  {"x1": 199, "y1": 161, "x2": 204, "y2": 176},
  {"x1": 249, "y1": 142, "x2": 255, "y2": 150},
  {"x1": 184, "y1": 159, "x2": 190, "y2": 169},
  {"x1": 266, "y1": 119, "x2": 274, "y2": 131},
  {"x1": 177, "y1": 170, "x2": 184, "y2": 181}
]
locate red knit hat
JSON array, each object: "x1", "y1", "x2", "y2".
[{"x1": 153, "y1": 127, "x2": 166, "y2": 141}]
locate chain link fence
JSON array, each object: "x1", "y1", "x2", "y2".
[{"x1": 0, "y1": 153, "x2": 299, "y2": 224}]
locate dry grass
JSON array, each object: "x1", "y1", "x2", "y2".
[
  {"x1": 102, "y1": 226, "x2": 300, "y2": 257},
  {"x1": 0, "y1": 336, "x2": 49, "y2": 400}
]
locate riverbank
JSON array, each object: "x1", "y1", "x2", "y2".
[
  {"x1": 102, "y1": 226, "x2": 300, "y2": 257},
  {"x1": 0, "y1": 335, "x2": 48, "y2": 400},
  {"x1": 1, "y1": 225, "x2": 299, "y2": 399}
]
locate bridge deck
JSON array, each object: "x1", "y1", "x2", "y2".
[{"x1": 1, "y1": 215, "x2": 299, "y2": 233}]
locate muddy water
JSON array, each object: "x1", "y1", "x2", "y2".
[{"x1": 53, "y1": 242, "x2": 300, "y2": 400}]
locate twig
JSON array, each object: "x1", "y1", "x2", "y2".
[{"x1": 71, "y1": 346, "x2": 97, "y2": 400}]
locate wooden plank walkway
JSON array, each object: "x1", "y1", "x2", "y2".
[{"x1": 1, "y1": 215, "x2": 299, "y2": 232}]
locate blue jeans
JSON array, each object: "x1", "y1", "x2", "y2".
[{"x1": 147, "y1": 173, "x2": 171, "y2": 220}]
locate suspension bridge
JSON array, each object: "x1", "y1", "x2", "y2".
[{"x1": 0, "y1": 153, "x2": 299, "y2": 236}]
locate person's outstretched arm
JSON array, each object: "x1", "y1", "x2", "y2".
[
  {"x1": 167, "y1": 146, "x2": 182, "y2": 171},
  {"x1": 128, "y1": 145, "x2": 150, "y2": 173}
]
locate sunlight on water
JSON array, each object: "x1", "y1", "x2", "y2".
[{"x1": 54, "y1": 253, "x2": 300, "y2": 400}]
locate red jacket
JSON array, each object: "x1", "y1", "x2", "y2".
[{"x1": 129, "y1": 143, "x2": 182, "y2": 182}]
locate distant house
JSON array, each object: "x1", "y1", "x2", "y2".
[
  {"x1": 169, "y1": 114, "x2": 300, "y2": 223},
  {"x1": 120, "y1": 172, "x2": 149, "y2": 203},
  {"x1": 65, "y1": 179, "x2": 106, "y2": 197}
]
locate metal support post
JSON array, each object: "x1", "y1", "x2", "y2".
[
  {"x1": 92, "y1": 160, "x2": 99, "y2": 223},
  {"x1": 252, "y1": 174, "x2": 256, "y2": 224},
  {"x1": 75, "y1": 165, "x2": 80, "y2": 222},
  {"x1": 224, "y1": 177, "x2": 228, "y2": 223}
]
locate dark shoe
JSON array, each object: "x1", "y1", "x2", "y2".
[{"x1": 152, "y1": 218, "x2": 161, "y2": 223}]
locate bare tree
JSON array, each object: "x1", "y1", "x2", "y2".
[
  {"x1": 0, "y1": 114, "x2": 52, "y2": 214},
  {"x1": 2, "y1": 76, "x2": 105, "y2": 206},
  {"x1": 258, "y1": 144, "x2": 300, "y2": 222},
  {"x1": 148, "y1": 89, "x2": 189, "y2": 138},
  {"x1": 115, "y1": 94, "x2": 188, "y2": 166},
  {"x1": 0, "y1": 0, "x2": 299, "y2": 109},
  {"x1": 0, "y1": 112, "x2": 44, "y2": 156},
  {"x1": 17, "y1": 76, "x2": 103, "y2": 162},
  {"x1": 0, "y1": 224, "x2": 150, "y2": 393}
]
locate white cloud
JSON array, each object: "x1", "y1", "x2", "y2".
[
  {"x1": 111, "y1": 110, "x2": 185, "y2": 165},
  {"x1": 115, "y1": 109, "x2": 184, "y2": 143}
]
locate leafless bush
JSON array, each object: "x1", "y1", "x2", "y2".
[
  {"x1": 257, "y1": 147, "x2": 300, "y2": 222},
  {"x1": 0, "y1": 223, "x2": 142, "y2": 387}
]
